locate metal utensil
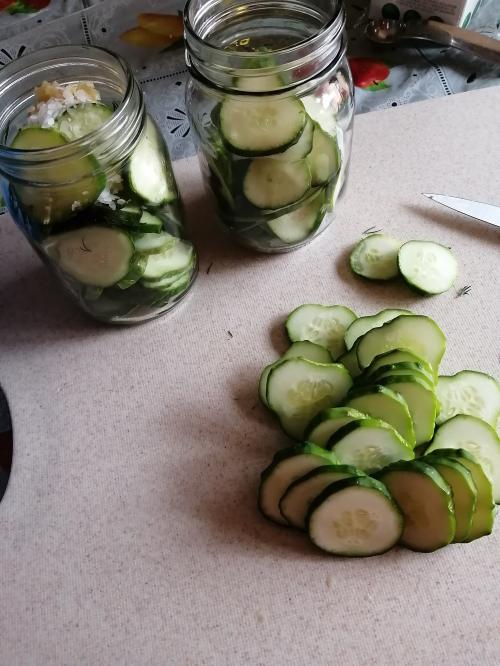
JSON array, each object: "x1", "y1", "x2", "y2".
[
  {"x1": 366, "y1": 19, "x2": 500, "y2": 64},
  {"x1": 423, "y1": 193, "x2": 500, "y2": 229}
]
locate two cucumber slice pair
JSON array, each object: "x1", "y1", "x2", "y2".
[{"x1": 350, "y1": 233, "x2": 458, "y2": 295}]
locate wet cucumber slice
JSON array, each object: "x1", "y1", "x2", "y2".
[
  {"x1": 142, "y1": 240, "x2": 194, "y2": 280},
  {"x1": 57, "y1": 103, "x2": 113, "y2": 141},
  {"x1": 350, "y1": 234, "x2": 403, "y2": 280},
  {"x1": 286, "y1": 304, "x2": 357, "y2": 360},
  {"x1": 344, "y1": 309, "x2": 413, "y2": 352},
  {"x1": 267, "y1": 188, "x2": 325, "y2": 243},
  {"x1": 258, "y1": 443, "x2": 338, "y2": 525},
  {"x1": 338, "y1": 346, "x2": 362, "y2": 378},
  {"x1": 356, "y1": 314, "x2": 446, "y2": 372},
  {"x1": 305, "y1": 407, "x2": 368, "y2": 447},
  {"x1": 377, "y1": 460, "x2": 455, "y2": 552},
  {"x1": 426, "y1": 415, "x2": 500, "y2": 503},
  {"x1": 129, "y1": 118, "x2": 177, "y2": 204},
  {"x1": 307, "y1": 476, "x2": 403, "y2": 557},
  {"x1": 364, "y1": 349, "x2": 434, "y2": 380},
  {"x1": 364, "y1": 362, "x2": 435, "y2": 389},
  {"x1": 271, "y1": 117, "x2": 314, "y2": 162},
  {"x1": 436, "y1": 371, "x2": 500, "y2": 428},
  {"x1": 423, "y1": 448, "x2": 495, "y2": 541},
  {"x1": 306, "y1": 123, "x2": 340, "y2": 186},
  {"x1": 280, "y1": 464, "x2": 364, "y2": 529},
  {"x1": 425, "y1": 456, "x2": 477, "y2": 543},
  {"x1": 259, "y1": 341, "x2": 332, "y2": 407},
  {"x1": 375, "y1": 375, "x2": 438, "y2": 446},
  {"x1": 344, "y1": 384, "x2": 416, "y2": 447},
  {"x1": 132, "y1": 231, "x2": 176, "y2": 255},
  {"x1": 10, "y1": 127, "x2": 105, "y2": 224},
  {"x1": 398, "y1": 240, "x2": 458, "y2": 295},
  {"x1": 220, "y1": 96, "x2": 306, "y2": 156},
  {"x1": 328, "y1": 418, "x2": 414, "y2": 473},
  {"x1": 266, "y1": 358, "x2": 352, "y2": 440},
  {"x1": 243, "y1": 158, "x2": 311, "y2": 209},
  {"x1": 46, "y1": 226, "x2": 135, "y2": 288}
]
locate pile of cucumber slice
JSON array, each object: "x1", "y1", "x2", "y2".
[
  {"x1": 350, "y1": 233, "x2": 458, "y2": 295},
  {"x1": 206, "y1": 90, "x2": 343, "y2": 250},
  {"x1": 258, "y1": 305, "x2": 500, "y2": 556},
  {"x1": 10, "y1": 100, "x2": 196, "y2": 320}
]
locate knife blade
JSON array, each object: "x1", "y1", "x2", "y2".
[{"x1": 422, "y1": 193, "x2": 500, "y2": 229}]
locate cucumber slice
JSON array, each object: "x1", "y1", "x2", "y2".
[
  {"x1": 258, "y1": 443, "x2": 338, "y2": 525},
  {"x1": 220, "y1": 96, "x2": 306, "y2": 156},
  {"x1": 267, "y1": 189, "x2": 325, "y2": 243},
  {"x1": 365, "y1": 363, "x2": 435, "y2": 389},
  {"x1": 356, "y1": 314, "x2": 446, "y2": 372},
  {"x1": 426, "y1": 415, "x2": 500, "y2": 503},
  {"x1": 307, "y1": 476, "x2": 403, "y2": 557},
  {"x1": 328, "y1": 418, "x2": 414, "y2": 473},
  {"x1": 424, "y1": 448, "x2": 494, "y2": 541},
  {"x1": 338, "y1": 346, "x2": 362, "y2": 378},
  {"x1": 350, "y1": 234, "x2": 403, "y2": 280},
  {"x1": 398, "y1": 241, "x2": 458, "y2": 295},
  {"x1": 306, "y1": 124, "x2": 340, "y2": 186},
  {"x1": 344, "y1": 385, "x2": 416, "y2": 447},
  {"x1": 305, "y1": 407, "x2": 368, "y2": 447},
  {"x1": 365, "y1": 348, "x2": 434, "y2": 380},
  {"x1": 436, "y1": 371, "x2": 500, "y2": 428},
  {"x1": 302, "y1": 95, "x2": 337, "y2": 137},
  {"x1": 425, "y1": 456, "x2": 477, "y2": 543},
  {"x1": 47, "y1": 226, "x2": 134, "y2": 287},
  {"x1": 280, "y1": 464, "x2": 363, "y2": 530},
  {"x1": 375, "y1": 375, "x2": 438, "y2": 445},
  {"x1": 141, "y1": 266, "x2": 192, "y2": 290},
  {"x1": 116, "y1": 253, "x2": 147, "y2": 289},
  {"x1": 151, "y1": 272, "x2": 192, "y2": 305},
  {"x1": 286, "y1": 304, "x2": 357, "y2": 360},
  {"x1": 271, "y1": 117, "x2": 314, "y2": 162},
  {"x1": 11, "y1": 127, "x2": 105, "y2": 224},
  {"x1": 235, "y1": 74, "x2": 283, "y2": 92},
  {"x1": 259, "y1": 341, "x2": 332, "y2": 407},
  {"x1": 142, "y1": 240, "x2": 194, "y2": 280},
  {"x1": 129, "y1": 118, "x2": 177, "y2": 204},
  {"x1": 127, "y1": 209, "x2": 163, "y2": 233},
  {"x1": 344, "y1": 309, "x2": 413, "y2": 352},
  {"x1": 378, "y1": 460, "x2": 455, "y2": 552},
  {"x1": 266, "y1": 358, "x2": 352, "y2": 440},
  {"x1": 57, "y1": 103, "x2": 113, "y2": 141},
  {"x1": 132, "y1": 231, "x2": 176, "y2": 255},
  {"x1": 243, "y1": 159, "x2": 311, "y2": 209}
]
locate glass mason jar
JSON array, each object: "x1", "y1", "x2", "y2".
[
  {"x1": 184, "y1": 0, "x2": 354, "y2": 253},
  {"x1": 0, "y1": 46, "x2": 197, "y2": 324}
]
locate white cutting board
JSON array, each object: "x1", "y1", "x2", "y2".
[{"x1": 0, "y1": 87, "x2": 499, "y2": 665}]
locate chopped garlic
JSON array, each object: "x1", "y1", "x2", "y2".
[{"x1": 27, "y1": 80, "x2": 101, "y2": 129}]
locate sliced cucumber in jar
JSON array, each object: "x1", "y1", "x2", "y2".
[
  {"x1": 142, "y1": 239, "x2": 194, "y2": 280},
  {"x1": 350, "y1": 234, "x2": 403, "y2": 281},
  {"x1": 271, "y1": 117, "x2": 314, "y2": 162},
  {"x1": 116, "y1": 253, "x2": 147, "y2": 290},
  {"x1": 266, "y1": 357, "x2": 352, "y2": 440},
  {"x1": 220, "y1": 96, "x2": 306, "y2": 156},
  {"x1": 45, "y1": 226, "x2": 135, "y2": 288},
  {"x1": 243, "y1": 159, "x2": 311, "y2": 209},
  {"x1": 129, "y1": 118, "x2": 177, "y2": 205},
  {"x1": 398, "y1": 241, "x2": 458, "y2": 295},
  {"x1": 57, "y1": 103, "x2": 113, "y2": 141},
  {"x1": 286, "y1": 304, "x2": 357, "y2": 360},
  {"x1": 109, "y1": 207, "x2": 163, "y2": 233},
  {"x1": 302, "y1": 94, "x2": 338, "y2": 137},
  {"x1": 306, "y1": 123, "x2": 340, "y2": 186},
  {"x1": 235, "y1": 74, "x2": 283, "y2": 92},
  {"x1": 10, "y1": 127, "x2": 105, "y2": 225},
  {"x1": 307, "y1": 476, "x2": 404, "y2": 557},
  {"x1": 132, "y1": 231, "x2": 176, "y2": 255},
  {"x1": 267, "y1": 188, "x2": 325, "y2": 243}
]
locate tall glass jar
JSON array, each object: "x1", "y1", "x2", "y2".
[
  {"x1": 184, "y1": 0, "x2": 354, "y2": 253},
  {"x1": 0, "y1": 46, "x2": 197, "y2": 324}
]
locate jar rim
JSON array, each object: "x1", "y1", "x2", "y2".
[{"x1": 0, "y1": 45, "x2": 143, "y2": 175}]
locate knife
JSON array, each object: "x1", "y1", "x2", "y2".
[{"x1": 422, "y1": 193, "x2": 500, "y2": 229}]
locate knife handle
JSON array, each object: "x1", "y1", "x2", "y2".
[{"x1": 428, "y1": 21, "x2": 500, "y2": 59}]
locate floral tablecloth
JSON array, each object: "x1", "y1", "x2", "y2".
[{"x1": 0, "y1": 0, "x2": 499, "y2": 438}]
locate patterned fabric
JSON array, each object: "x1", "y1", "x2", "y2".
[{"x1": 0, "y1": 0, "x2": 499, "y2": 438}]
